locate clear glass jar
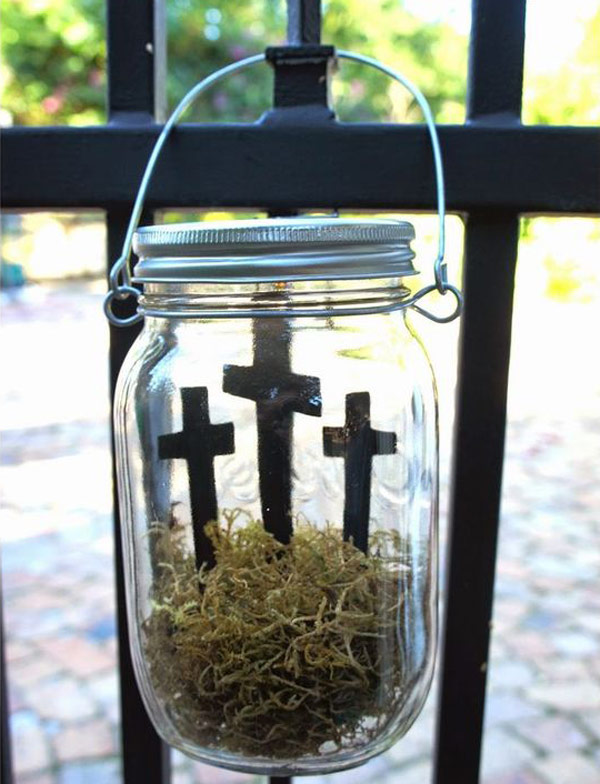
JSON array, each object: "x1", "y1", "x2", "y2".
[{"x1": 114, "y1": 218, "x2": 438, "y2": 776}]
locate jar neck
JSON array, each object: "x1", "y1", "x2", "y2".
[{"x1": 138, "y1": 278, "x2": 412, "y2": 320}]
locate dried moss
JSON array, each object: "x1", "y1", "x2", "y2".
[{"x1": 144, "y1": 510, "x2": 411, "y2": 759}]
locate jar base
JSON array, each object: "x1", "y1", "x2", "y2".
[{"x1": 162, "y1": 728, "x2": 406, "y2": 777}]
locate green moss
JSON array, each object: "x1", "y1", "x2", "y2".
[{"x1": 144, "y1": 510, "x2": 411, "y2": 759}]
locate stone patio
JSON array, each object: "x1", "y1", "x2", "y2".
[{"x1": 1, "y1": 281, "x2": 598, "y2": 783}]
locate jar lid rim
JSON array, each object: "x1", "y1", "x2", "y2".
[
  {"x1": 133, "y1": 217, "x2": 417, "y2": 283},
  {"x1": 134, "y1": 217, "x2": 415, "y2": 251}
]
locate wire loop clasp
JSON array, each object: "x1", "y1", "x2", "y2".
[{"x1": 103, "y1": 54, "x2": 266, "y2": 327}]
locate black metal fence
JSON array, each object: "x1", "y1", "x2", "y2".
[{"x1": 1, "y1": 1, "x2": 599, "y2": 783}]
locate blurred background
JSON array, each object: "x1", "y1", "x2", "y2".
[{"x1": 1, "y1": 1, "x2": 599, "y2": 783}]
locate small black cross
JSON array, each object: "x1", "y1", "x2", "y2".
[
  {"x1": 323, "y1": 392, "x2": 397, "y2": 553},
  {"x1": 158, "y1": 387, "x2": 234, "y2": 570},
  {"x1": 223, "y1": 317, "x2": 321, "y2": 544}
]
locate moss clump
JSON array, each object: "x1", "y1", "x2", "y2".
[{"x1": 144, "y1": 510, "x2": 411, "y2": 759}]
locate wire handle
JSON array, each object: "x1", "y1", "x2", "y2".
[
  {"x1": 105, "y1": 50, "x2": 462, "y2": 326},
  {"x1": 104, "y1": 54, "x2": 266, "y2": 326}
]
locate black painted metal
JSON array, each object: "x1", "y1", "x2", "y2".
[
  {"x1": 107, "y1": 0, "x2": 166, "y2": 123},
  {"x1": 434, "y1": 2, "x2": 527, "y2": 782},
  {"x1": 265, "y1": 45, "x2": 335, "y2": 121},
  {"x1": 107, "y1": 210, "x2": 172, "y2": 784},
  {"x1": 1, "y1": 586, "x2": 13, "y2": 784},
  {"x1": 434, "y1": 213, "x2": 520, "y2": 783},
  {"x1": 287, "y1": 0, "x2": 321, "y2": 44},
  {"x1": 3, "y1": 124, "x2": 599, "y2": 213},
  {"x1": 105, "y1": 2, "x2": 170, "y2": 781},
  {"x1": 467, "y1": 0, "x2": 526, "y2": 120}
]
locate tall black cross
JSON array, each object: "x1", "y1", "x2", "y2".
[
  {"x1": 223, "y1": 317, "x2": 321, "y2": 545},
  {"x1": 323, "y1": 392, "x2": 397, "y2": 554},
  {"x1": 158, "y1": 387, "x2": 234, "y2": 570}
]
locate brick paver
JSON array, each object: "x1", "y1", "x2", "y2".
[
  {"x1": 531, "y1": 752, "x2": 600, "y2": 784},
  {"x1": 53, "y1": 718, "x2": 116, "y2": 763}
]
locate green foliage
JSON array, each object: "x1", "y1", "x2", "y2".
[
  {"x1": 1, "y1": 0, "x2": 106, "y2": 125},
  {"x1": 523, "y1": 8, "x2": 600, "y2": 126},
  {"x1": 517, "y1": 217, "x2": 600, "y2": 304},
  {"x1": 164, "y1": 0, "x2": 285, "y2": 122},
  {"x1": 1, "y1": 0, "x2": 467, "y2": 126},
  {"x1": 1, "y1": 0, "x2": 597, "y2": 127},
  {"x1": 323, "y1": 0, "x2": 466, "y2": 122}
]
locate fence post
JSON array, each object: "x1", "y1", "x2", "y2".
[{"x1": 433, "y1": 1, "x2": 526, "y2": 781}]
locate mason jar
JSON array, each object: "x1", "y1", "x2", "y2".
[{"x1": 113, "y1": 217, "x2": 438, "y2": 776}]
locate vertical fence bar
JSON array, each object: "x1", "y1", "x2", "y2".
[
  {"x1": 286, "y1": 0, "x2": 322, "y2": 44},
  {"x1": 106, "y1": 1, "x2": 170, "y2": 782},
  {"x1": 1, "y1": 587, "x2": 13, "y2": 784},
  {"x1": 467, "y1": 0, "x2": 527, "y2": 120},
  {"x1": 434, "y1": 1, "x2": 526, "y2": 782},
  {"x1": 266, "y1": 5, "x2": 324, "y2": 782},
  {"x1": 108, "y1": 211, "x2": 171, "y2": 784},
  {"x1": 107, "y1": 0, "x2": 167, "y2": 122},
  {"x1": 433, "y1": 213, "x2": 520, "y2": 783}
]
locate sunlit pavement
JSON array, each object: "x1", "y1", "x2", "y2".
[{"x1": 1, "y1": 282, "x2": 599, "y2": 784}]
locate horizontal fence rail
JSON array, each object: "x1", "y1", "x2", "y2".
[
  {"x1": 2, "y1": 124, "x2": 599, "y2": 213},
  {"x1": 1, "y1": 0, "x2": 599, "y2": 783}
]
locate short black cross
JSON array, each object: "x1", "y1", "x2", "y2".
[
  {"x1": 223, "y1": 317, "x2": 321, "y2": 544},
  {"x1": 158, "y1": 387, "x2": 234, "y2": 570},
  {"x1": 323, "y1": 392, "x2": 397, "y2": 553}
]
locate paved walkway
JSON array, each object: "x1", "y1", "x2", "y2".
[{"x1": 1, "y1": 282, "x2": 599, "y2": 784}]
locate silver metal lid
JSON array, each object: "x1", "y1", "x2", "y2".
[{"x1": 132, "y1": 217, "x2": 417, "y2": 283}]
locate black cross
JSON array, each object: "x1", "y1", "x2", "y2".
[
  {"x1": 223, "y1": 317, "x2": 321, "y2": 545},
  {"x1": 158, "y1": 387, "x2": 234, "y2": 570},
  {"x1": 323, "y1": 392, "x2": 397, "y2": 553}
]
